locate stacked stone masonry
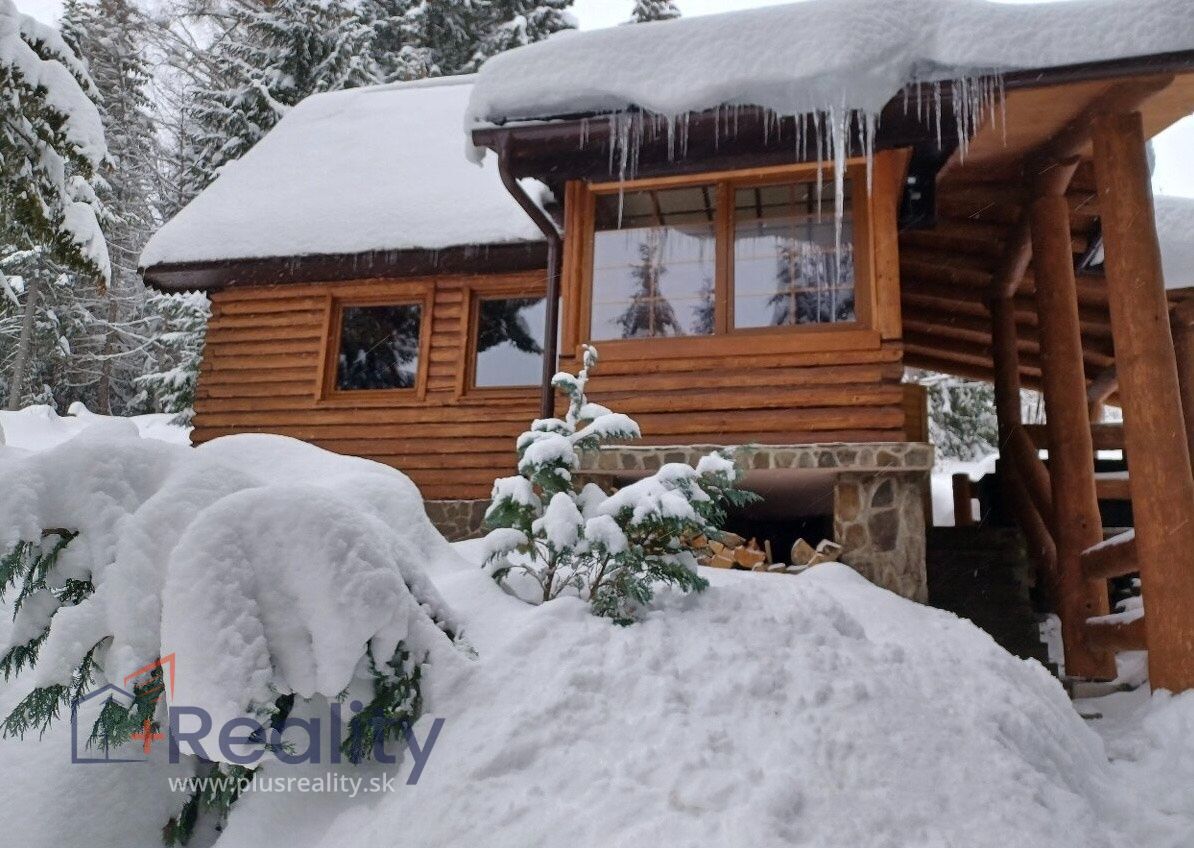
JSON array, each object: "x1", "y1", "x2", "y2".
[{"x1": 578, "y1": 443, "x2": 933, "y2": 602}]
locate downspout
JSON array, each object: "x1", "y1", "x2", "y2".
[{"x1": 494, "y1": 135, "x2": 563, "y2": 420}]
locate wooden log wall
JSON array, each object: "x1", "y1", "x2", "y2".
[
  {"x1": 563, "y1": 342, "x2": 910, "y2": 447},
  {"x1": 193, "y1": 274, "x2": 543, "y2": 501},
  {"x1": 194, "y1": 273, "x2": 915, "y2": 501}
]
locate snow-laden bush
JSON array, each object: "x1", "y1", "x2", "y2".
[
  {"x1": 0, "y1": 425, "x2": 464, "y2": 844},
  {"x1": 483, "y1": 345, "x2": 756, "y2": 623}
]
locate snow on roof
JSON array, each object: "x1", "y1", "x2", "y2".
[
  {"x1": 1158, "y1": 195, "x2": 1194, "y2": 290},
  {"x1": 141, "y1": 76, "x2": 543, "y2": 269},
  {"x1": 467, "y1": 0, "x2": 1194, "y2": 134}
]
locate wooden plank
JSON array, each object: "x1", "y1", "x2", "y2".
[
  {"x1": 1094, "y1": 109, "x2": 1194, "y2": 691},
  {"x1": 952, "y1": 473, "x2": 975, "y2": 526},
  {"x1": 1085, "y1": 616, "x2": 1147, "y2": 653},
  {"x1": 1081, "y1": 530, "x2": 1138, "y2": 581},
  {"x1": 1094, "y1": 473, "x2": 1131, "y2": 501}
]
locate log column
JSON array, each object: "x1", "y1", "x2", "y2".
[
  {"x1": 1029, "y1": 193, "x2": 1115, "y2": 680},
  {"x1": 1092, "y1": 110, "x2": 1194, "y2": 692},
  {"x1": 1170, "y1": 301, "x2": 1194, "y2": 463}
]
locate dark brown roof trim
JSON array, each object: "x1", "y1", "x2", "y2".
[{"x1": 141, "y1": 240, "x2": 548, "y2": 292}]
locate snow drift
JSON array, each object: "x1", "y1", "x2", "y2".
[
  {"x1": 0, "y1": 426, "x2": 464, "y2": 747},
  {"x1": 212, "y1": 558, "x2": 1191, "y2": 848}
]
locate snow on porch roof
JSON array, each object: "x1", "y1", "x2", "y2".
[
  {"x1": 140, "y1": 76, "x2": 543, "y2": 270},
  {"x1": 466, "y1": 0, "x2": 1194, "y2": 136},
  {"x1": 1159, "y1": 195, "x2": 1194, "y2": 290}
]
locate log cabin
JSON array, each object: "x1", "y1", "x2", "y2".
[{"x1": 142, "y1": 2, "x2": 1194, "y2": 689}]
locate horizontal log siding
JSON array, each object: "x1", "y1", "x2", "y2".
[
  {"x1": 193, "y1": 276, "x2": 540, "y2": 500},
  {"x1": 559, "y1": 342, "x2": 909, "y2": 449},
  {"x1": 194, "y1": 277, "x2": 909, "y2": 500}
]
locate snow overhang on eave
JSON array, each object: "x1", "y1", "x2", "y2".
[{"x1": 470, "y1": 51, "x2": 1194, "y2": 186}]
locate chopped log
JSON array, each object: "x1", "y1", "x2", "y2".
[
  {"x1": 1093, "y1": 109, "x2": 1194, "y2": 692},
  {"x1": 1081, "y1": 530, "x2": 1138, "y2": 581}
]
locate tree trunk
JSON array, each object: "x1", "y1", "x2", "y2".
[
  {"x1": 7, "y1": 275, "x2": 41, "y2": 411},
  {"x1": 95, "y1": 292, "x2": 119, "y2": 415}
]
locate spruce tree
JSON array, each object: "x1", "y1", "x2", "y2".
[
  {"x1": 628, "y1": 0, "x2": 681, "y2": 23},
  {"x1": 62, "y1": 0, "x2": 161, "y2": 414},
  {"x1": 0, "y1": 0, "x2": 109, "y2": 409},
  {"x1": 473, "y1": 0, "x2": 576, "y2": 64},
  {"x1": 184, "y1": 0, "x2": 396, "y2": 196}
]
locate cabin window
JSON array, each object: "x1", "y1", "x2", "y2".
[
  {"x1": 473, "y1": 295, "x2": 546, "y2": 387},
  {"x1": 732, "y1": 180, "x2": 854, "y2": 329},
  {"x1": 574, "y1": 165, "x2": 870, "y2": 351},
  {"x1": 335, "y1": 303, "x2": 422, "y2": 391},
  {"x1": 590, "y1": 185, "x2": 716, "y2": 340}
]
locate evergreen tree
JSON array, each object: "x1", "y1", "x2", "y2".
[
  {"x1": 472, "y1": 0, "x2": 575, "y2": 64},
  {"x1": 62, "y1": 0, "x2": 161, "y2": 414},
  {"x1": 618, "y1": 229, "x2": 683, "y2": 338},
  {"x1": 0, "y1": 0, "x2": 109, "y2": 409},
  {"x1": 134, "y1": 291, "x2": 210, "y2": 422},
  {"x1": 484, "y1": 345, "x2": 756, "y2": 622},
  {"x1": 184, "y1": 0, "x2": 400, "y2": 196},
  {"x1": 910, "y1": 369, "x2": 999, "y2": 462},
  {"x1": 628, "y1": 0, "x2": 681, "y2": 23}
]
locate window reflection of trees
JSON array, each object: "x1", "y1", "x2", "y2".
[{"x1": 336, "y1": 304, "x2": 421, "y2": 390}]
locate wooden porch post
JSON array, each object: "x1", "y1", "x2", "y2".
[
  {"x1": 1170, "y1": 301, "x2": 1194, "y2": 463},
  {"x1": 1092, "y1": 110, "x2": 1194, "y2": 692},
  {"x1": 1029, "y1": 194, "x2": 1115, "y2": 680}
]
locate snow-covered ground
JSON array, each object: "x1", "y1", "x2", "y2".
[
  {"x1": 1, "y1": 420, "x2": 1192, "y2": 847},
  {"x1": 0, "y1": 402, "x2": 191, "y2": 450}
]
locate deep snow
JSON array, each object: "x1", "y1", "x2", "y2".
[
  {"x1": 1, "y1": 423, "x2": 1193, "y2": 847},
  {"x1": 468, "y1": 0, "x2": 1194, "y2": 131},
  {"x1": 140, "y1": 76, "x2": 544, "y2": 268}
]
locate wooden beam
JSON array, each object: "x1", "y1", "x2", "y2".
[
  {"x1": 987, "y1": 75, "x2": 1174, "y2": 301},
  {"x1": 952, "y1": 473, "x2": 976, "y2": 527},
  {"x1": 1030, "y1": 192, "x2": 1115, "y2": 679},
  {"x1": 1025, "y1": 422, "x2": 1125, "y2": 453},
  {"x1": 1093, "y1": 109, "x2": 1194, "y2": 692}
]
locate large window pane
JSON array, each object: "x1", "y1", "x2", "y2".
[
  {"x1": 733, "y1": 180, "x2": 855, "y2": 329},
  {"x1": 336, "y1": 303, "x2": 421, "y2": 390},
  {"x1": 474, "y1": 296, "x2": 545, "y2": 387},
  {"x1": 591, "y1": 185, "x2": 716, "y2": 340}
]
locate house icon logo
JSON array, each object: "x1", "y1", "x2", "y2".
[{"x1": 69, "y1": 654, "x2": 175, "y2": 765}]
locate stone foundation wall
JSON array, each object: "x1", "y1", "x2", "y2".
[
  {"x1": 577, "y1": 442, "x2": 933, "y2": 601},
  {"x1": 834, "y1": 471, "x2": 929, "y2": 602},
  {"x1": 425, "y1": 499, "x2": 489, "y2": 541}
]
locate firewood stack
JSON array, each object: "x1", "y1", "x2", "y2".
[
  {"x1": 690, "y1": 532, "x2": 767, "y2": 570},
  {"x1": 687, "y1": 532, "x2": 843, "y2": 576}
]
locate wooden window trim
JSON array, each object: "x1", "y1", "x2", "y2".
[
  {"x1": 457, "y1": 275, "x2": 547, "y2": 399},
  {"x1": 569, "y1": 156, "x2": 896, "y2": 362},
  {"x1": 317, "y1": 281, "x2": 434, "y2": 407}
]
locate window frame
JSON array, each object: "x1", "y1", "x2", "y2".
[
  {"x1": 458, "y1": 275, "x2": 548, "y2": 398},
  {"x1": 318, "y1": 282, "x2": 434, "y2": 405},
  {"x1": 565, "y1": 160, "x2": 882, "y2": 361}
]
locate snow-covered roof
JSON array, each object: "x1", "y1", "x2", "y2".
[
  {"x1": 467, "y1": 0, "x2": 1194, "y2": 134},
  {"x1": 1158, "y1": 195, "x2": 1194, "y2": 290},
  {"x1": 141, "y1": 76, "x2": 543, "y2": 269}
]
